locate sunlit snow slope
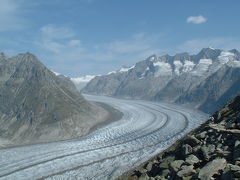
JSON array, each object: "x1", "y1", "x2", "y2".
[{"x1": 0, "y1": 95, "x2": 208, "y2": 180}]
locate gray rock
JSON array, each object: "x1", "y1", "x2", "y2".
[
  {"x1": 228, "y1": 164, "x2": 240, "y2": 172},
  {"x1": 182, "y1": 144, "x2": 193, "y2": 156},
  {"x1": 216, "y1": 148, "x2": 231, "y2": 157},
  {"x1": 177, "y1": 165, "x2": 196, "y2": 177},
  {"x1": 170, "y1": 160, "x2": 184, "y2": 172},
  {"x1": 145, "y1": 162, "x2": 153, "y2": 171},
  {"x1": 200, "y1": 145, "x2": 215, "y2": 160},
  {"x1": 185, "y1": 135, "x2": 201, "y2": 146},
  {"x1": 139, "y1": 168, "x2": 148, "y2": 174},
  {"x1": 139, "y1": 174, "x2": 149, "y2": 180},
  {"x1": 198, "y1": 158, "x2": 227, "y2": 180},
  {"x1": 159, "y1": 156, "x2": 175, "y2": 169},
  {"x1": 235, "y1": 161, "x2": 240, "y2": 166},
  {"x1": 235, "y1": 140, "x2": 240, "y2": 148},
  {"x1": 185, "y1": 154, "x2": 200, "y2": 165},
  {"x1": 196, "y1": 131, "x2": 207, "y2": 139},
  {"x1": 161, "y1": 169, "x2": 170, "y2": 178}
]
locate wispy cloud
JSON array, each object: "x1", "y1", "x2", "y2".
[
  {"x1": 178, "y1": 37, "x2": 240, "y2": 53},
  {"x1": 40, "y1": 24, "x2": 76, "y2": 40},
  {"x1": 186, "y1": 15, "x2": 207, "y2": 24},
  {"x1": 36, "y1": 25, "x2": 165, "y2": 76}
]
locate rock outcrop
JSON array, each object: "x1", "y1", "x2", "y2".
[
  {"x1": 116, "y1": 94, "x2": 240, "y2": 180},
  {"x1": 0, "y1": 52, "x2": 109, "y2": 148}
]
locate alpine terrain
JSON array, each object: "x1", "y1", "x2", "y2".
[
  {"x1": 117, "y1": 94, "x2": 240, "y2": 180},
  {"x1": 83, "y1": 48, "x2": 240, "y2": 113},
  {"x1": 0, "y1": 52, "x2": 109, "y2": 148}
]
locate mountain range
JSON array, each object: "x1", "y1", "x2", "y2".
[
  {"x1": 83, "y1": 48, "x2": 240, "y2": 113},
  {"x1": 0, "y1": 52, "x2": 108, "y2": 147}
]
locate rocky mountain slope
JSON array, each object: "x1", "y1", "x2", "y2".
[
  {"x1": 83, "y1": 48, "x2": 240, "y2": 113},
  {"x1": 0, "y1": 52, "x2": 109, "y2": 148},
  {"x1": 116, "y1": 94, "x2": 240, "y2": 180}
]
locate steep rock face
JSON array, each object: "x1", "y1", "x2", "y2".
[
  {"x1": 0, "y1": 53, "x2": 108, "y2": 147},
  {"x1": 176, "y1": 65, "x2": 240, "y2": 113},
  {"x1": 83, "y1": 48, "x2": 240, "y2": 113}
]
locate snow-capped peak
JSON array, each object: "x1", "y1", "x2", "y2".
[
  {"x1": 218, "y1": 51, "x2": 235, "y2": 64},
  {"x1": 51, "y1": 70, "x2": 60, "y2": 76},
  {"x1": 71, "y1": 75, "x2": 97, "y2": 90},
  {"x1": 71, "y1": 75, "x2": 96, "y2": 83},
  {"x1": 107, "y1": 71, "x2": 116, "y2": 75},
  {"x1": 119, "y1": 65, "x2": 135, "y2": 73}
]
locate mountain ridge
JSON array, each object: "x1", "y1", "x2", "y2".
[
  {"x1": 83, "y1": 48, "x2": 240, "y2": 113},
  {"x1": 0, "y1": 52, "x2": 109, "y2": 148}
]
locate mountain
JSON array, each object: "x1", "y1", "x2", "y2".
[
  {"x1": 71, "y1": 75, "x2": 96, "y2": 91},
  {"x1": 116, "y1": 94, "x2": 240, "y2": 180},
  {"x1": 83, "y1": 48, "x2": 240, "y2": 113},
  {"x1": 0, "y1": 52, "x2": 108, "y2": 147}
]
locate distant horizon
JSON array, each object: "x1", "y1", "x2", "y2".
[{"x1": 1, "y1": 47, "x2": 239, "y2": 78}]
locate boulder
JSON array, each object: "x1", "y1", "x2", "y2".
[
  {"x1": 139, "y1": 174, "x2": 149, "y2": 180},
  {"x1": 196, "y1": 131, "x2": 207, "y2": 139},
  {"x1": 198, "y1": 158, "x2": 227, "y2": 180},
  {"x1": 199, "y1": 145, "x2": 215, "y2": 160},
  {"x1": 161, "y1": 169, "x2": 170, "y2": 178},
  {"x1": 182, "y1": 144, "x2": 193, "y2": 156},
  {"x1": 185, "y1": 154, "x2": 200, "y2": 165},
  {"x1": 159, "y1": 156, "x2": 175, "y2": 169},
  {"x1": 228, "y1": 164, "x2": 240, "y2": 172},
  {"x1": 177, "y1": 165, "x2": 196, "y2": 178},
  {"x1": 185, "y1": 136, "x2": 201, "y2": 147},
  {"x1": 145, "y1": 162, "x2": 153, "y2": 171},
  {"x1": 170, "y1": 160, "x2": 184, "y2": 172}
]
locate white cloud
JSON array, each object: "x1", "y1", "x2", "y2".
[
  {"x1": 186, "y1": 15, "x2": 207, "y2": 24},
  {"x1": 37, "y1": 25, "x2": 165, "y2": 76},
  {"x1": 40, "y1": 24, "x2": 76, "y2": 40},
  {"x1": 177, "y1": 37, "x2": 240, "y2": 53}
]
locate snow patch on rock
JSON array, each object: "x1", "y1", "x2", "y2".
[
  {"x1": 182, "y1": 60, "x2": 195, "y2": 73},
  {"x1": 153, "y1": 61, "x2": 172, "y2": 77},
  {"x1": 119, "y1": 65, "x2": 135, "y2": 73},
  {"x1": 191, "y1": 59, "x2": 212, "y2": 76},
  {"x1": 218, "y1": 51, "x2": 235, "y2": 64}
]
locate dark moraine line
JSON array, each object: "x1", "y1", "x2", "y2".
[
  {"x1": 0, "y1": 105, "x2": 172, "y2": 178},
  {"x1": 37, "y1": 106, "x2": 190, "y2": 179}
]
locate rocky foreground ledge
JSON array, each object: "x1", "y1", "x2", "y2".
[{"x1": 116, "y1": 95, "x2": 240, "y2": 180}]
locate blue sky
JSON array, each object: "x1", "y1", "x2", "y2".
[{"x1": 1, "y1": 0, "x2": 240, "y2": 77}]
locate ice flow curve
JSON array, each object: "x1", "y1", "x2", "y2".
[{"x1": 0, "y1": 95, "x2": 208, "y2": 180}]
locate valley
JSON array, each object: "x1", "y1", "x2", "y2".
[{"x1": 0, "y1": 95, "x2": 208, "y2": 180}]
